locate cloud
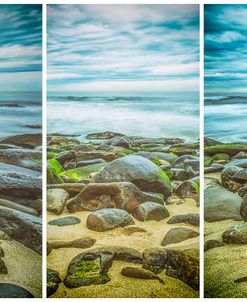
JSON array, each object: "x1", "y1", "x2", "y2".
[
  {"x1": 47, "y1": 4, "x2": 199, "y2": 92},
  {"x1": 205, "y1": 5, "x2": 247, "y2": 92},
  {"x1": 0, "y1": 5, "x2": 42, "y2": 91}
]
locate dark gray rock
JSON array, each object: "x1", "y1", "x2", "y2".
[
  {"x1": 222, "y1": 223, "x2": 247, "y2": 244},
  {"x1": 0, "y1": 284, "x2": 34, "y2": 298},
  {"x1": 132, "y1": 202, "x2": 169, "y2": 222},
  {"x1": 48, "y1": 216, "x2": 81, "y2": 227},
  {"x1": 47, "y1": 268, "x2": 62, "y2": 297},
  {"x1": 204, "y1": 240, "x2": 225, "y2": 252},
  {"x1": 87, "y1": 208, "x2": 134, "y2": 231},
  {"x1": 167, "y1": 213, "x2": 199, "y2": 226}
]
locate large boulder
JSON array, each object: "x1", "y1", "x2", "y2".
[
  {"x1": 0, "y1": 163, "x2": 41, "y2": 198},
  {"x1": 132, "y1": 202, "x2": 169, "y2": 221},
  {"x1": 161, "y1": 227, "x2": 199, "y2": 246},
  {"x1": 0, "y1": 205, "x2": 42, "y2": 254},
  {"x1": 66, "y1": 182, "x2": 164, "y2": 213},
  {"x1": 204, "y1": 180, "x2": 242, "y2": 222},
  {"x1": 143, "y1": 248, "x2": 199, "y2": 290},
  {"x1": 87, "y1": 208, "x2": 134, "y2": 231},
  {"x1": 0, "y1": 133, "x2": 42, "y2": 149},
  {"x1": 47, "y1": 188, "x2": 69, "y2": 215},
  {"x1": 94, "y1": 155, "x2": 172, "y2": 200}
]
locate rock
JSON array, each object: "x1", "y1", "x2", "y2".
[
  {"x1": 47, "y1": 183, "x2": 86, "y2": 196},
  {"x1": 0, "y1": 246, "x2": 4, "y2": 257},
  {"x1": 167, "y1": 213, "x2": 199, "y2": 226},
  {"x1": 143, "y1": 248, "x2": 199, "y2": 290},
  {"x1": 47, "y1": 268, "x2": 62, "y2": 297},
  {"x1": 0, "y1": 198, "x2": 38, "y2": 216},
  {"x1": 66, "y1": 182, "x2": 164, "y2": 213},
  {"x1": 240, "y1": 195, "x2": 247, "y2": 221},
  {"x1": 234, "y1": 276, "x2": 247, "y2": 283},
  {"x1": 86, "y1": 131, "x2": 125, "y2": 140},
  {"x1": 132, "y1": 202, "x2": 169, "y2": 222},
  {"x1": 76, "y1": 151, "x2": 116, "y2": 162},
  {"x1": 0, "y1": 206, "x2": 42, "y2": 254},
  {"x1": 225, "y1": 158, "x2": 247, "y2": 168},
  {"x1": 63, "y1": 251, "x2": 111, "y2": 288},
  {"x1": 122, "y1": 225, "x2": 148, "y2": 235},
  {"x1": 175, "y1": 177, "x2": 199, "y2": 199},
  {"x1": 87, "y1": 209, "x2": 134, "y2": 231},
  {"x1": 204, "y1": 143, "x2": 247, "y2": 156},
  {"x1": 161, "y1": 227, "x2": 199, "y2": 246},
  {"x1": 54, "y1": 151, "x2": 75, "y2": 165},
  {"x1": 204, "y1": 163, "x2": 224, "y2": 174},
  {"x1": 48, "y1": 237, "x2": 96, "y2": 249},
  {"x1": 221, "y1": 166, "x2": 245, "y2": 192},
  {"x1": 47, "y1": 189, "x2": 69, "y2": 215},
  {"x1": 95, "y1": 155, "x2": 172, "y2": 200},
  {"x1": 0, "y1": 259, "x2": 7, "y2": 274},
  {"x1": 204, "y1": 180, "x2": 242, "y2": 222},
  {"x1": 239, "y1": 184, "x2": 247, "y2": 198},
  {"x1": 25, "y1": 124, "x2": 41, "y2": 129},
  {"x1": 0, "y1": 284, "x2": 34, "y2": 298},
  {"x1": 77, "y1": 159, "x2": 106, "y2": 167},
  {"x1": 1, "y1": 134, "x2": 41, "y2": 149},
  {"x1": 222, "y1": 223, "x2": 247, "y2": 244},
  {"x1": 0, "y1": 148, "x2": 42, "y2": 171},
  {"x1": 49, "y1": 136, "x2": 80, "y2": 146},
  {"x1": 0, "y1": 163, "x2": 41, "y2": 198},
  {"x1": 168, "y1": 143, "x2": 199, "y2": 156},
  {"x1": 48, "y1": 216, "x2": 81, "y2": 227},
  {"x1": 171, "y1": 155, "x2": 199, "y2": 173},
  {"x1": 121, "y1": 266, "x2": 165, "y2": 284},
  {"x1": 212, "y1": 153, "x2": 230, "y2": 162},
  {"x1": 204, "y1": 240, "x2": 225, "y2": 251},
  {"x1": 105, "y1": 136, "x2": 132, "y2": 148},
  {"x1": 137, "y1": 151, "x2": 176, "y2": 164}
]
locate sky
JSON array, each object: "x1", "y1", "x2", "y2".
[
  {"x1": 205, "y1": 5, "x2": 247, "y2": 93},
  {"x1": 47, "y1": 5, "x2": 199, "y2": 93},
  {"x1": 0, "y1": 5, "x2": 42, "y2": 92}
]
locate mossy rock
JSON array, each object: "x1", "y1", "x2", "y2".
[
  {"x1": 60, "y1": 163, "x2": 107, "y2": 182},
  {"x1": 212, "y1": 153, "x2": 230, "y2": 162},
  {"x1": 48, "y1": 158, "x2": 64, "y2": 174},
  {"x1": 64, "y1": 256, "x2": 110, "y2": 288},
  {"x1": 47, "y1": 151, "x2": 59, "y2": 159},
  {"x1": 47, "y1": 165, "x2": 64, "y2": 184},
  {"x1": 204, "y1": 156, "x2": 213, "y2": 167},
  {"x1": 49, "y1": 136, "x2": 80, "y2": 146},
  {"x1": 168, "y1": 143, "x2": 199, "y2": 156},
  {"x1": 204, "y1": 144, "x2": 247, "y2": 156}
]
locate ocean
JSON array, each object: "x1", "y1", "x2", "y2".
[
  {"x1": 47, "y1": 91, "x2": 199, "y2": 142},
  {"x1": 205, "y1": 93, "x2": 247, "y2": 143},
  {"x1": 0, "y1": 92, "x2": 42, "y2": 140}
]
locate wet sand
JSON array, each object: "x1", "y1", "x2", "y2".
[
  {"x1": 47, "y1": 197, "x2": 199, "y2": 298},
  {"x1": 1, "y1": 240, "x2": 42, "y2": 297}
]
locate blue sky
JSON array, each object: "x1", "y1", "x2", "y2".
[
  {"x1": 205, "y1": 5, "x2": 247, "y2": 93},
  {"x1": 47, "y1": 5, "x2": 199, "y2": 93},
  {"x1": 0, "y1": 5, "x2": 42, "y2": 92}
]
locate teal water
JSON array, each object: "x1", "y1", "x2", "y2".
[
  {"x1": 205, "y1": 93, "x2": 247, "y2": 143},
  {"x1": 0, "y1": 92, "x2": 42, "y2": 140},
  {"x1": 47, "y1": 91, "x2": 199, "y2": 142}
]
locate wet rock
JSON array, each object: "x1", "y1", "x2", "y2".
[
  {"x1": 76, "y1": 151, "x2": 116, "y2": 162},
  {"x1": 136, "y1": 151, "x2": 176, "y2": 164},
  {"x1": 0, "y1": 163, "x2": 41, "y2": 199},
  {"x1": 63, "y1": 251, "x2": 111, "y2": 288},
  {"x1": 86, "y1": 131, "x2": 125, "y2": 140},
  {"x1": 204, "y1": 240, "x2": 225, "y2": 252},
  {"x1": 161, "y1": 227, "x2": 199, "y2": 246},
  {"x1": 240, "y1": 195, "x2": 247, "y2": 221},
  {"x1": 105, "y1": 136, "x2": 132, "y2": 149},
  {"x1": 175, "y1": 177, "x2": 199, "y2": 199},
  {"x1": 222, "y1": 223, "x2": 247, "y2": 244},
  {"x1": 0, "y1": 206, "x2": 42, "y2": 254},
  {"x1": 47, "y1": 188, "x2": 69, "y2": 215},
  {"x1": 204, "y1": 163, "x2": 224, "y2": 174},
  {"x1": 47, "y1": 183, "x2": 86, "y2": 196},
  {"x1": 87, "y1": 208, "x2": 134, "y2": 231},
  {"x1": 47, "y1": 268, "x2": 62, "y2": 297},
  {"x1": 204, "y1": 180, "x2": 242, "y2": 222},
  {"x1": 121, "y1": 266, "x2": 165, "y2": 284},
  {"x1": 95, "y1": 155, "x2": 172, "y2": 200},
  {"x1": 225, "y1": 158, "x2": 247, "y2": 168},
  {"x1": 0, "y1": 133, "x2": 42, "y2": 149},
  {"x1": 48, "y1": 237, "x2": 96, "y2": 249},
  {"x1": 77, "y1": 159, "x2": 106, "y2": 167},
  {"x1": 48, "y1": 216, "x2": 81, "y2": 227},
  {"x1": 132, "y1": 202, "x2": 169, "y2": 222},
  {"x1": 0, "y1": 284, "x2": 34, "y2": 298},
  {"x1": 54, "y1": 151, "x2": 75, "y2": 165},
  {"x1": 67, "y1": 182, "x2": 164, "y2": 213},
  {"x1": 239, "y1": 184, "x2": 247, "y2": 198},
  {"x1": 167, "y1": 213, "x2": 199, "y2": 226},
  {"x1": 143, "y1": 248, "x2": 199, "y2": 290},
  {"x1": 171, "y1": 155, "x2": 199, "y2": 175},
  {"x1": 221, "y1": 166, "x2": 245, "y2": 192}
]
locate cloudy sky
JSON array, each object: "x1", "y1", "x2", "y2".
[
  {"x1": 0, "y1": 5, "x2": 42, "y2": 92},
  {"x1": 47, "y1": 5, "x2": 199, "y2": 93},
  {"x1": 205, "y1": 5, "x2": 247, "y2": 93}
]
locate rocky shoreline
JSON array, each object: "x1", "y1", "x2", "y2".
[
  {"x1": 47, "y1": 131, "x2": 200, "y2": 298},
  {"x1": 204, "y1": 137, "x2": 247, "y2": 298},
  {"x1": 0, "y1": 133, "x2": 42, "y2": 298}
]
